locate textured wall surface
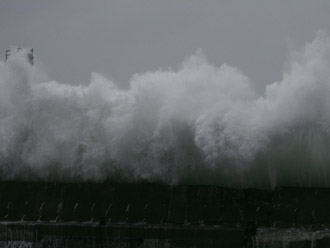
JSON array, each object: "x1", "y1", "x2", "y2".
[{"x1": 0, "y1": 182, "x2": 330, "y2": 247}]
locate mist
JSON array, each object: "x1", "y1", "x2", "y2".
[{"x1": 1, "y1": 31, "x2": 330, "y2": 188}]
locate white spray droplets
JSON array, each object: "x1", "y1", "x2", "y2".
[{"x1": 1, "y1": 33, "x2": 330, "y2": 188}]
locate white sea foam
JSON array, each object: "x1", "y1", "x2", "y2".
[{"x1": 1, "y1": 32, "x2": 330, "y2": 188}]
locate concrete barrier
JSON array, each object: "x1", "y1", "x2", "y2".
[{"x1": 0, "y1": 182, "x2": 330, "y2": 247}]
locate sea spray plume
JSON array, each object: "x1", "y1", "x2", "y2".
[
  {"x1": 0, "y1": 48, "x2": 257, "y2": 183},
  {"x1": 1, "y1": 32, "x2": 330, "y2": 188},
  {"x1": 252, "y1": 30, "x2": 330, "y2": 188}
]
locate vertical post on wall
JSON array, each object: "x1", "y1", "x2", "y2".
[
  {"x1": 5, "y1": 50, "x2": 10, "y2": 61},
  {"x1": 28, "y1": 49, "x2": 34, "y2": 65}
]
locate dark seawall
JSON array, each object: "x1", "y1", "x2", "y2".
[{"x1": 1, "y1": 182, "x2": 330, "y2": 247}]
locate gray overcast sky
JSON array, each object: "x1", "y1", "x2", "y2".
[{"x1": 1, "y1": 1, "x2": 330, "y2": 94}]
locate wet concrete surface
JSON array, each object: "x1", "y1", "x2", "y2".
[{"x1": 0, "y1": 182, "x2": 330, "y2": 247}]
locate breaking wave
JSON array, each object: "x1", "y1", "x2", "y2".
[{"x1": 1, "y1": 31, "x2": 330, "y2": 188}]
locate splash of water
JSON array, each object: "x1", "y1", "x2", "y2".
[{"x1": 1, "y1": 32, "x2": 330, "y2": 188}]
